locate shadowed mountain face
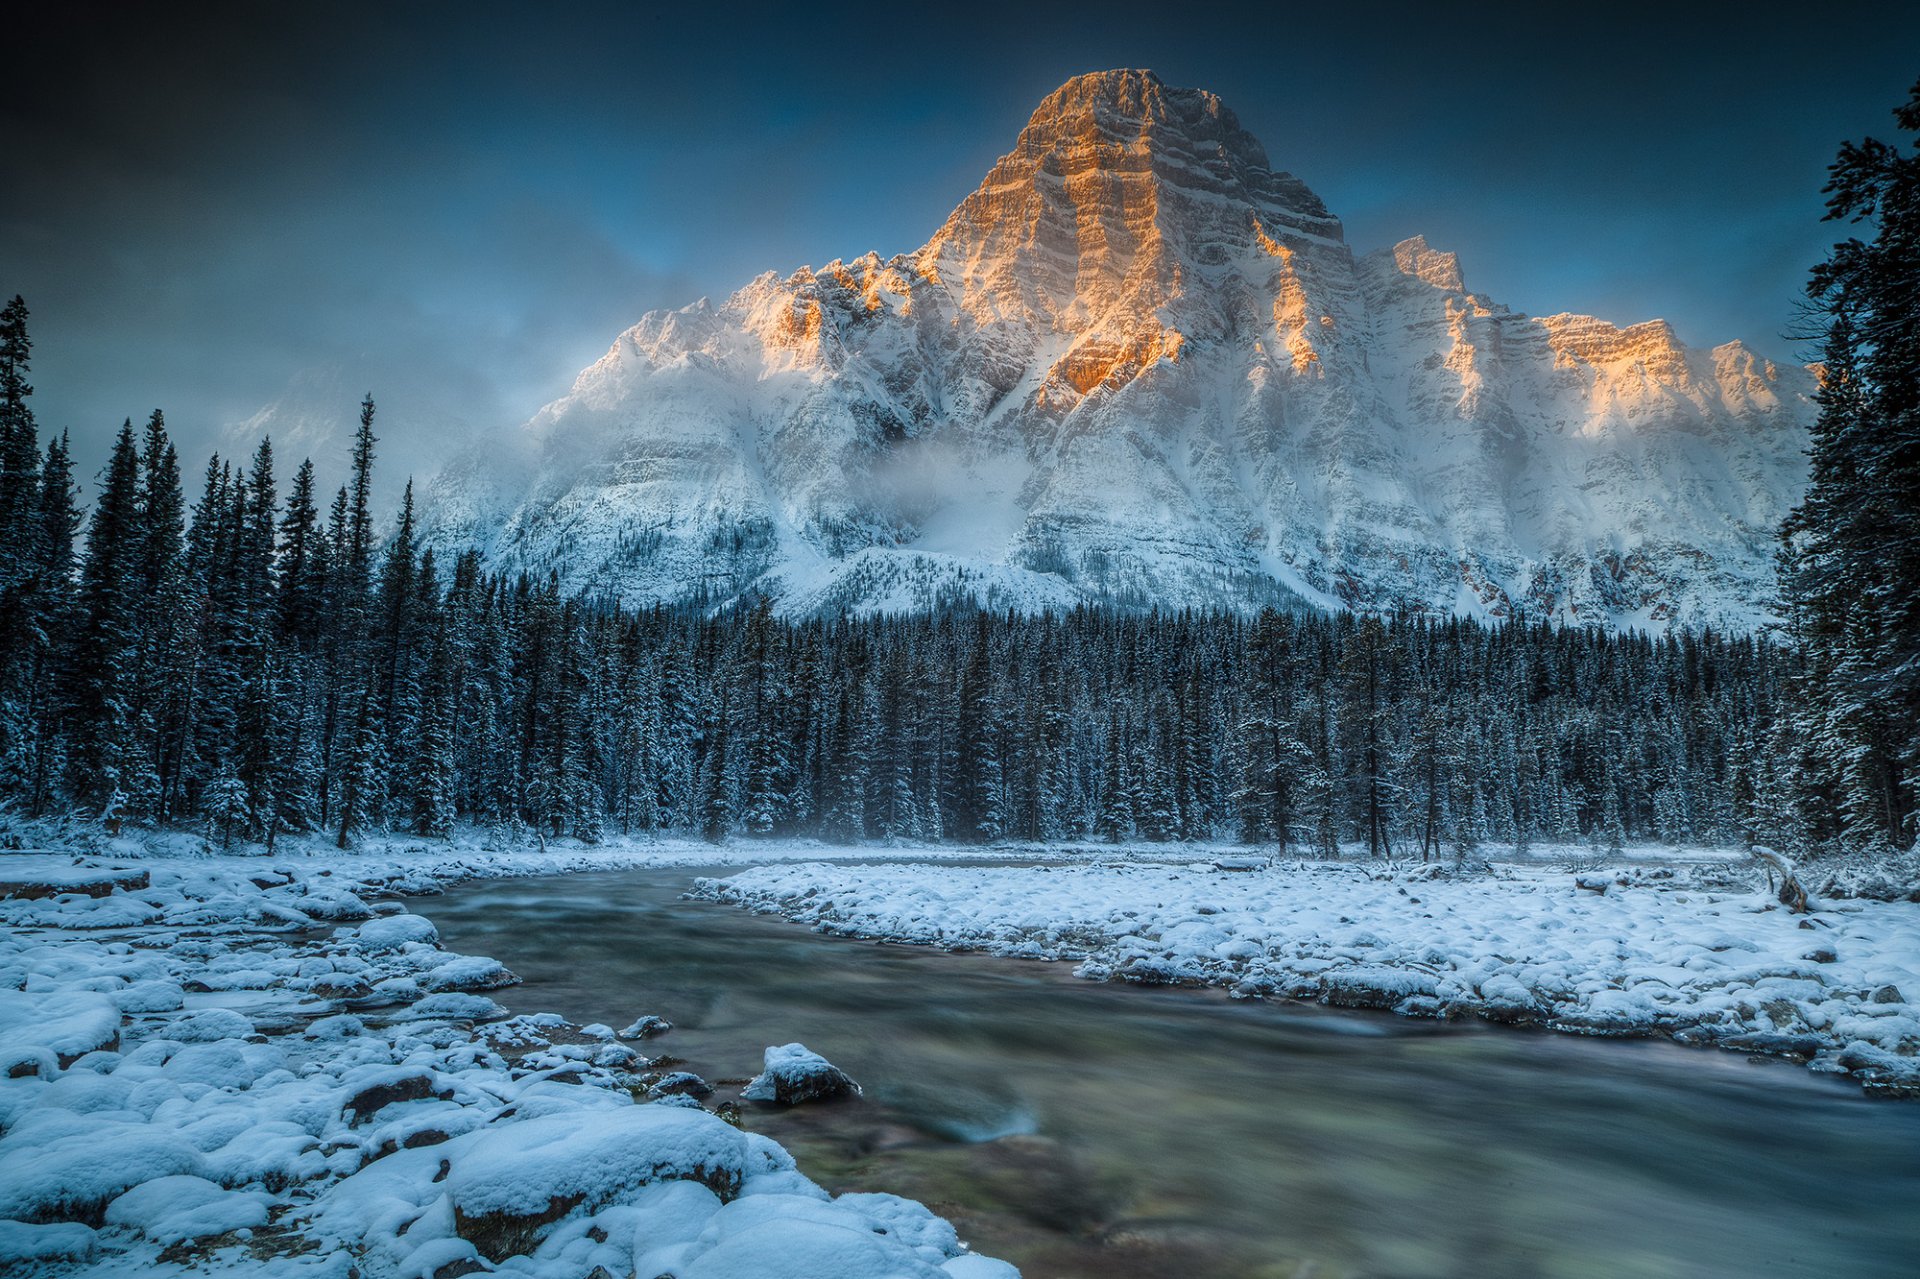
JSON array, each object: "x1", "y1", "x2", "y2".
[{"x1": 426, "y1": 69, "x2": 1811, "y2": 630}]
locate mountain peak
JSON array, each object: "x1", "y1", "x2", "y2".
[
  {"x1": 1014, "y1": 68, "x2": 1282, "y2": 181},
  {"x1": 917, "y1": 71, "x2": 1340, "y2": 330},
  {"x1": 1032, "y1": 67, "x2": 1167, "y2": 105},
  {"x1": 1022, "y1": 68, "x2": 1222, "y2": 136}
]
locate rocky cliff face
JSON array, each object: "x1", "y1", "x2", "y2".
[{"x1": 426, "y1": 69, "x2": 1811, "y2": 630}]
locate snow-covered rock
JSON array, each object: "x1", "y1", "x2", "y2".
[
  {"x1": 0, "y1": 1220, "x2": 98, "y2": 1266},
  {"x1": 352, "y1": 913, "x2": 438, "y2": 952},
  {"x1": 423, "y1": 954, "x2": 519, "y2": 991},
  {"x1": 741, "y1": 1043, "x2": 862, "y2": 1106},
  {"x1": 0, "y1": 865, "x2": 149, "y2": 901},
  {"x1": 647, "y1": 1071, "x2": 714, "y2": 1100},
  {"x1": 102, "y1": 1175, "x2": 271, "y2": 1245},
  {"x1": 0, "y1": 990, "x2": 120, "y2": 1074},
  {"x1": 426, "y1": 69, "x2": 1811, "y2": 633},
  {"x1": 618, "y1": 1014, "x2": 673, "y2": 1040}
]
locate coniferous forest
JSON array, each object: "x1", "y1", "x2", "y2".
[
  {"x1": 1, "y1": 72, "x2": 1915, "y2": 860},
  {"x1": 0, "y1": 296, "x2": 1826, "y2": 856}
]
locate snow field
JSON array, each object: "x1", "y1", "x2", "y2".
[
  {"x1": 692, "y1": 859, "x2": 1920, "y2": 1092},
  {"x1": 0, "y1": 841, "x2": 1017, "y2": 1278}
]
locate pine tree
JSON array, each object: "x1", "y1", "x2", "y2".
[
  {"x1": 414, "y1": 624, "x2": 458, "y2": 838},
  {"x1": 331, "y1": 399, "x2": 383, "y2": 848},
  {"x1": 346, "y1": 395, "x2": 379, "y2": 583},
  {"x1": 0, "y1": 297, "x2": 43, "y2": 794},
  {"x1": 126, "y1": 412, "x2": 188, "y2": 813},
  {"x1": 17, "y1": 433, "x2": 80, "y2": 812},
  {"x1": 138, "y1": 412, "x2": 184, "y2": 596},
  {"x1": 371, "y1": 483, "x2": 422, "y2": 825},
  {"x1": 1237, "y1": 609, "x2": 1312, "y2": 852},
  {"x1": 276, "y1": 459, "x2": 323, "y2": 643},
  {"x1": 949, "y1": 613, "x2": 997, "y2": 841},
  {"x1": 1340, "y1": 616, "x2": 1403, "y2": 857},
  {"x1": 736, "y1": 599, "x2": 790, "y2": 836},
  {"x1": 67, "y1": 423, "x2": 145, "y2": 810},
  {"x1": 1095, "y1": 713, "x2": 1135, "y2": 843},
  {"x1": 700, "y1": 684, "x2": 733, "y2": 843},
  {"x1": 0, "y1": 297, "x2": 39, "y2": 590},
  {"x1": 222, "y1": 439, "x2": 280, "y2": 841},
  {"x1": 1780, "y1": 79, "x2": 1920, "y2": 852}
]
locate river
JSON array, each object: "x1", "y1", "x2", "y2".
[{"x1": 426, "y1": 865, "x2": 1920, "y2": 1279}]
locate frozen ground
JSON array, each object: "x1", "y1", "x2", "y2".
[
  {"x1": 692, "y1": 855, "x2": 1920, "y2": 1095},
  {"x1": 0, "y1": 830, "x2": 1020, "y2": 1279}
]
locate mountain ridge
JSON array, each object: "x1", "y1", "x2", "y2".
[{"x1": 424, "y1": 68, "x2": 1812, "y2": 631}]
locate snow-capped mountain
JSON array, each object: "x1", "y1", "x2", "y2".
[{"x1": 426, "y1": 69, "x2": 1812, "y2": 630}]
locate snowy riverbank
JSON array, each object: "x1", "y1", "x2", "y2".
[
  {"x1": 692, "y1": 857, "x2": 1920, "y2": 1094},
  {"x1": 0, "y1": 832, "x2": 1019, "y2": 1278},
  {"x1": 7, "y1": 826, "x2": 1916, "y2": 1278}
]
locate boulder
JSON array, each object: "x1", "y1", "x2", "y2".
[
  {"x1": 741, "y1": 1044, "x2": 861, "y2": 1106},
  {"x1": 342, "y1": 1070, "x2": 446, "y2": 1125},
  {"x1": 619, "y1": 1015, "x2": 673, "y2": 1040},
  {"x1": 440, "y1": 1108, "x2": 747, "y2": 1261},
  {"x1": 647, "y1": 1072, "x2": 713, "y2": 1100}
]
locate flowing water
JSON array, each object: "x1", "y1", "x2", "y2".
[{"x1": 426, "y1": 866, "x2": 1920, "y2": 1279}]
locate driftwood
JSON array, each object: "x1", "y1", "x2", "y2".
[{"x1": 1750, "y1": 845, "x2": 1809, "y2": 914}]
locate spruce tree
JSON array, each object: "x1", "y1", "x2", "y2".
[
  {"x1": 18, "y1": 433, "x2": 79, "y2": 811},
  {"x1": 0, "y1": 297, "x2": 38, "y2": 586},
  {"x1": 0, "y1": 298, "x2": 42, "y2": 792},
  {"x1": 1781, "y1": 79, "x2": 1920, "y2": 852},
  {"x1": 67, "y1": 423, "x2": 145, "y2": 810}
]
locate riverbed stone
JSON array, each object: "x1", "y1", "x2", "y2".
[
  {"x1": 647, "y1": 1071, "x2": 713, "y2": 1100},
  {"x1": 741, "y1": 1043, "x2": 861, "y2": 1106},
  {"x1": 619, "y1": 1015, "x2": 673, "y2": 1040},
  {"x1": 439, "y1": 1109, "x2": 747, "y2": 1261},
  {"x1": 342, "y1": 1070, "x2": 447, "y2": 1125}
]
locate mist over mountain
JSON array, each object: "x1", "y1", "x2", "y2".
[{"x1": 425, "y1": 70, "x2": 1811, "y2": 631}]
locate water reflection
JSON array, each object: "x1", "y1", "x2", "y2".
[{"x1": 427, "y1": 867, "x2": 1920, "y2": 1279}]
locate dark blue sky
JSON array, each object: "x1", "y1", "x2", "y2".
[{"x1": 8, "y1": 0, "x2": 1918, "y2": 493}]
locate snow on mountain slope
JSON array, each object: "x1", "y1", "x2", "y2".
[{"x1": 424, "y1": 69, "x2": 1811, "y2": 630}]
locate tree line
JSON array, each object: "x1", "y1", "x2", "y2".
[{"x1": 0, "y1": 306, "x2": 1813, "y2": 853}]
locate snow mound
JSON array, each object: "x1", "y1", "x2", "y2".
[
  {"x1": 103, "y1": 1175, "x2": 271, "y2": 1244},
  {"x1": 0, "y1": 990, "x2": 119, "y2": 1074}
]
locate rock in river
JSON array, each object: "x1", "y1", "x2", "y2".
[{"x1": 741, "y1": 1043, "x2": 861, "y2": 1106}]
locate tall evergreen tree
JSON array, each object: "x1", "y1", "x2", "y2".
[
  {"x1": 8, "y1": 432, "x2": 79, "y2": 811},
  {"x1": 0, "y1": 297, "x2": 38, "y2": 586},
  {"x1": 0, "y1": 297, "x2": 43, "y2": 793},
  {"x1": 1781, "y1": 79, "x2": 1920, "y2": 852},
  {"x1": 66, "y1": 423, "x2": 145, "y2": 812}
]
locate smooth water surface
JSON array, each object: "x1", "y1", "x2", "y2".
[{"x1": 426, "y1": 867, "x2": 1920, "y2": 1279}]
